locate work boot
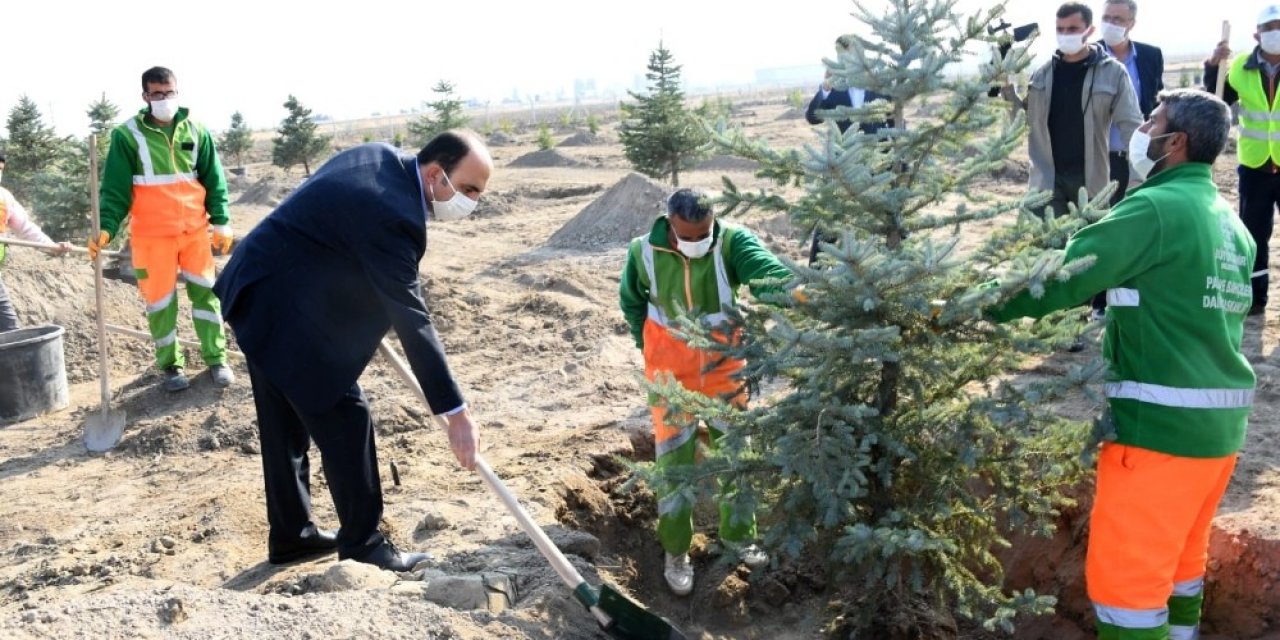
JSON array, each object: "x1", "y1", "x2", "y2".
[
  {"x1": 664, "y1": 553, "x2": 694, "y2": 596},
  {"x1": 268, "y1": 528, "x2": 338, "y2": 565},
  {"x1": 726, "y1": 542, "x2": 769, "y2": 569},
  {"x1": 163, "y1": 366, "x2": 189, "y2": 393},
  {"x1": 210, "y1": 364, "x2": 235, "y2": 388}
]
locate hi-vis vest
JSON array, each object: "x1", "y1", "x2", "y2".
[
  {"x1": 638, "y1": 227, "x2": 737, "y2": 330},
  {"x1": 122, "y1": 115, "x2": 210, "y2": 237},
  {"x1": 0, "y1": 198, "x2": 8, "y2": 264},
  {"x1": 1231, "y1": 53, "x2": 1280, "y2": 169}
]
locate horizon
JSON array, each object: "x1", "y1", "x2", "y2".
[{"x1": 1, "y1": 0, "x2": 1253, "y2": 137}]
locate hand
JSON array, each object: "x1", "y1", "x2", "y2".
[
  {"x1": 86, "y1": 231, "x2": 110, "y2": 261},
  {"x1": 444, "y1": 409, "x2": 480, "y2": 471},
  {"x1": 211, "y1": 225, "x2": 233, "y2": 254},
  {"x1": 1208, "y1": 41, "x2": 1230, "y2": 66},
  {"x1": 45, "y1": 241, "x2": 73, "y2": 257}
]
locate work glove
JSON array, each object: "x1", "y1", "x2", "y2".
[
  {"x1": 86, "y1": 231, "x2": 110, "y2": 261},
  {"x1": 211, "y1": 225, "x2": 233, "y2": 254}
]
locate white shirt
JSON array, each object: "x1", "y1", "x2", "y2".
[
  {"x1": 820, "y1": 87, "x2": 867, "y2": 108},
  {"x1": 0, "y1": 186, "x2": 53, "y2": 245}
]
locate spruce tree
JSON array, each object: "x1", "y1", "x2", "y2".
[
  {"x1": 86, "y1": 93, "x2": 119, "y2": 166},
  {"x1": 408, "y1": 81, "x2": 469, "y2": 147},
  {"x1": 619, "y1": 42, "x2": 708, "y2": 186},
  {"x1": 5, "y1": 96, "x2": 61, "y2": 202},
  {"x1": 219, "y1": 111, "x2": 254, "y2": 167},
  {"x1": 272, "y1": 95, "x2": 330, "y2": 176},
  {"x1": 644, "y1": 1, "x2": 1109, "y2": 636}
]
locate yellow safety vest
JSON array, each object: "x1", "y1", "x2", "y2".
[{"x1": 1231, "y1": 52, "x2": 1280, "y2": 169}]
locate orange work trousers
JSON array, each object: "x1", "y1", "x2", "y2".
[
  {"x1": 131, "y1": 230, "x2": 227, "y2": 370},
  {"x1": 1087, "y1": 442, "x2": 1237, "y2": 638}
]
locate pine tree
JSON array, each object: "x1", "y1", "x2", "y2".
[
  {"x1": 618, "y1": 42, "x2": 708, "y2": 186},
  {"x1": 272, "y1": 95, "x2": 330, "y2": 176},
  {"x1": 86, "y1": 93, "x2": 119, "y2": 168},
  {"x1": 219, "y1": 111, "x2": 254, "y2": 168},
  {"x1": 408, "y1": 81, "x2": 469, "y2": 147},
  {"x1": 5, "y1": 96, "x2": 61, "y2": 202},
  {"x1": 643, "y1": 1, "x2": 1110, "y2": 636}
]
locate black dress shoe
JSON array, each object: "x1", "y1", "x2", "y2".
[
  {"x1": 349, "y1": 541, "x2": 432, "y2": 572},
  {"x1": 268, "y1": 529, "x2": 338, "y2": 565}
]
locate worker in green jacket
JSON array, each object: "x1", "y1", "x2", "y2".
[
  {"x1": 619, "y1": 188, "x2": 792, "y2": 596},
  {"x1": 987, "y1": 89, "x2": 1254, "y2": 640}
]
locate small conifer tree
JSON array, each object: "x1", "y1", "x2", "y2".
[
  {"x1": 272, "y1": 95, "x2": 330, "y2": 176},
  {"x1": 619, "y1": 42, "x2": 708, "y2": 186}
]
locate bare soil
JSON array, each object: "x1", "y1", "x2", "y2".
[{"x1": 1, "y1": 96, "x2": 1278, "y2": 640}]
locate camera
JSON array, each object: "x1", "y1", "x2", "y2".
[{"x1": 987, "y1": 20, "x2": 1040, "y2": 97}]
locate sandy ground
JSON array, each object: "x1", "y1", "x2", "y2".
[{"x1": 1, "y1": 95, "x2": 1278, "y2": 640}]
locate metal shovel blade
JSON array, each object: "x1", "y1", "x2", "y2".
[
  {"x1": 84, "y1": 408, "x2": 126, "y2": 452},
  {"x1": 598, "y1": 583, "x2": 687, "y2": 640}
]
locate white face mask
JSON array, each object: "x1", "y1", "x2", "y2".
[
  {"x1": 430, "y1": 171, "x2": 478, "y2": 221},
  {"x1": 0, "y1": 171, "x2": 4, "y2": 184},
  {"x1": 149, "y1": 98, "x2": 179, "y2": 122},
  {"x1": 1099, "y1": 22, "x2": 1128, "y2": 47},
  {"x1": 1128, "y1": 130, "x2": 1173, "y2": 180},
  {"x1": 676, "y1": 235, "x2": 713, "y2": 259},
  {"x1": 1057, "y1": 33, "x2": 1088, "y2": 56},
  {"x1": 1262, "y1": 30, "x2": 1280, "y2": 55}
]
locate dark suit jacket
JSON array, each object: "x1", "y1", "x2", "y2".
[
  {"x1": 804, "y1": 86, "x2": 895, "y2": 134},
  {"x1": 1125, "y1": 40, "x2": 1164, "y2": 118},
  {"x1": 213, "y1": 143, "x2": 463, "y2": 414}
]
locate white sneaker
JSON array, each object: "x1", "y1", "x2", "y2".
[
  {"x1": 1088, "y1": 309, "x2": 1105, "y2": 323},
  {"x1": 725, "y1": 542, "x2": 769, "y2": 568},
  {"x1": 663, "y1": 553, "x2": 694, "y2": 596}
]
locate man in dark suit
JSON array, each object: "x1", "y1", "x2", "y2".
[
  {"x1": 1099, "y1": 0, "x2": 1164, "y2": 205},
  {"x1": 213, "y1": 130, "x2": 489, "y2": 571},
  {"x1": 804, "y1": 36, "x2": 897, "y2": 264}
]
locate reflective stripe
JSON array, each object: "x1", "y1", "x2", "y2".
[
  {"x1": 132, "y1": 172, "x2": 198, "y2": 186},
  {"x1": 1105, "y1": 381, "x2": 1254, "y2": 409},
  {"x1": 656, "y1": 425, "x2": 696, "y2": 457},
  {"x1": 1093, "y1": 603, "x2": 1168, "y2": 628},
  {"x1": 1106, "y1": 288, "x2": 1140, "y2": 307},
  {"x1": 181, "y1": 271, "x2": 214, "y2": 289},
  {"x1": 191, "y1": 309, "x2": 223, "y2": 325},
  {"x1": 1241, "y1": 109, "x2": 1278, "y2": 121},
  {"x1": 146, "y1": 291, "x2": 176, "y2": 313},
  {"x1": 1169, "y1": 625, "x2": 1199, "y2": 640},
  {"x1": 1253, "y1": 270, "x2": 1269, "y2": 279},
  {"x1": 125, "y1": 119, "x2": 155, "y2": 178},
  {"x1": 657, "y1": 493, "x2": 688, "y2": 516},
  {"x1": 1239, "y1": 128, "x2": 1280, "y2": 141},
  {"x1": 154, "y1": 330, "x2": 177, "y2": 348},
  {"x1": 1172, "y1": 576, "x2": 1204, "y2": 597},
  {"x1": 640, "y1": 234, "x2": 733, "y2": 329}
]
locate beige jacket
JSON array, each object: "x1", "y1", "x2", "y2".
[{"x1": 1011, "y1": 45, "x2": 1144, "y2": 197}]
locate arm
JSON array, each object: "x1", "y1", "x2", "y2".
[
  {"x1": 1112, "y1": 70, "x2": 1144, "y2": 150},
  {"x1": 2, "y1": 191, "x2": 53, "y2": 244},
  {"x1": 98, "y1": 127, "x2": 136, "y2": 239},
  {"x1": 1202, "y1": 63, "x2": 1239, "y2": 106},
  {"x1": 988, "y1": 196, "x2": 1162, "y2": 321},
  {"x1": 1152, "y1": 47, "x2": 1165, "y2": 96},
  {"x1": 619, "y1": 241, "x2": 649, "y2": 349},
  {"x1": 805, "y1": 87, "x2": 828, "y2": 125},
  {"x1": 361, "y1": 216, "x2": 465, "y2": 415},
  {"x1": 197, "y1": 125, "x2": 230, "y2": 226},
  {"x1": 729, "y1": 228, "x2": 793, "y2": 302}
]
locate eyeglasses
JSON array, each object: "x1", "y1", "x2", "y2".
[{"x1": 145, "y1": 90, "x2": 178, "y2": 100}]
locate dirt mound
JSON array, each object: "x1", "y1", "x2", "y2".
[
  {"x1": 696, "y1": 155, "x2": 761, "y2": 172},
  {"x1": 234, "y1": 177, "x2": 295, "y2": 208},
  {"x1": 507, "y1": 149, "x2": 585, "y2": 169},
  {"x1": 557, "y1": 131, "x2": 603, "y2": 147},
  {"x1": 472, "y1": 190, "x2": 523, "y2": 219},
  {"x1": 776, "y1": 107, "x2": 806, "y2": 120},
  {"x1": 487, "y1": 131, "x2": 517, "y2": 146},
  {"x1": 543, "y1": 173, "x2": 667, "y2": 249}
]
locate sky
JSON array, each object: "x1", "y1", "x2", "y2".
[{"x1": 0, "y1": 0, "x2": 1257, "y2": 136}]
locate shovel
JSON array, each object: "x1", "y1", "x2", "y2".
[
  {"x1": 84, "y1": 135, "x2": 126, "y2": 452},
  {"x1": 376, "y1": 339, "x2": 686, "y2": 640}
]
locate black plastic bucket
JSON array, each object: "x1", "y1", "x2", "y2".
[{"x1": 0, "y1": 325, "x2": 69, "y2": 424}]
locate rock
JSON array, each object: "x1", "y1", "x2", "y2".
[
  {"x1": 420, "y1": 575, "x2": 489, "y2": 610},
  {"x1": 21, "y1": 611, "x2": 36, "y2": 624},
  {"x1": 159, "y1": 536, "x2": 176, "y2": 549},
  {"x1": 158, "y1": 597, "x2": 186, "y2": 624},
  {"x1": 548, "y1": 527, "x2": 601, "y2": 560},
  {"x1": 416, "y1": 510, "x2": 451, "y2": 533},
  {"x1": 316, "y1": 560, "x2": 398, "y2": 592}
]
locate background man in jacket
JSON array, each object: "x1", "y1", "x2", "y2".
[
  {"x1": 91, "y1": 66, "x2": 233, "y2": 392},
  {"x1": 213, "y1": 131, "x2": 487, "y2": 571},
  {"x1": 1098, "y1": 0, "x2": 1164, "y2": 205},
  {"x1": 988, "y1": 89, "x2": 1253, "y2": 640},
  {"x1": 1204, "y1": 3, "x2": 1280, "y2": 317}
]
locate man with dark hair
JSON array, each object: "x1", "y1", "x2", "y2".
[
  {"x1": 1204, "y1": 3, "x2": 1280, "y2": 317},
  {"x1": 92, "y1": 66, "x2": 234, "y2": 391},
  {"x1": 619, "y1": 188, "x2": 792, "y2": 595},
  {"x1": 987, "y1": 89, "x2": 1253, "y2": 640},
  {"x1": 212, "y1": 130, "x2": 489, "y2": 571},
  {"x1": 1005, "y1": 2, "x2": 1143, "y2": 216}
]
